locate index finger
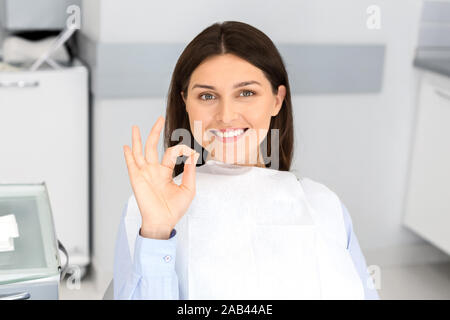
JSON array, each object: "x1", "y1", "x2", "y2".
[{"x1": 145, "y1": 116, "x2": 165, "y2": 164}]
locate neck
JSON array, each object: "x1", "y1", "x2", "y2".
[{"x1": 205, "y1": 152, "x2": 266, "y2": 168}]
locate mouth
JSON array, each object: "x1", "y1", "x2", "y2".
[{"x1": 210, "y1": 128, "x2": 249, "y2": 142}]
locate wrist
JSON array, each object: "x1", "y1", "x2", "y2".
[{"x1": 140, "y1": 225, "x2": 173, "y2": 240}]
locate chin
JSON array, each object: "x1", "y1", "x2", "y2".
[{"x1": 211, "y1": 155, "x2": 254, "y2": 166}]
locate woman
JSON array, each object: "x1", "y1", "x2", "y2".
[{"x1": 114, "y1": 21, "x2": 379, "y2": 300}]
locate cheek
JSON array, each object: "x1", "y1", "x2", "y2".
[
  {"x1": 246, "y1": 107, "x2": 272, "y2": 130},
  {"x1": 244, "y1": 106, "x2": 272, "y2": 146},
  {"x1": 245, "y1": 96, "x2": 273, "y2": 121},
  {"x1": 187, "y1": 99, "x2": 214, "y2": 121},
  {"x1": 187, "y1": 111, "x2": 214, "y2": 145}
]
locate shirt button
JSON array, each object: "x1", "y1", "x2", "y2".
[{"x1": 163, "y1": 255, "x2": 172, "y2": 263}]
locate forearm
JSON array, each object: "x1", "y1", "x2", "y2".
[
  {"x1": 113, "y1": 202, "x2": 179, "y2": 300},
  {"x1": 129, "y1": 229, "x2": 179, "y2": 299}
]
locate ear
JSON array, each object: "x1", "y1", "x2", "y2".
[
  {"x1": 181, "y1": 91, "x2": 186, "y2": 104},
  {"x1": 272, "y1": 85, "x2": 286, "y2": 117}
]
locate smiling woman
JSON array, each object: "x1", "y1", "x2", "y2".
[
  {"x1": 165, "y1": 21, "x2": 293, "y2": 175},
  {"x1": 179, "y1": 53, "x2": 287, "y2": 168},
  {"x1": 115, "y1": 21, "x2": 379, "y2": 301}
]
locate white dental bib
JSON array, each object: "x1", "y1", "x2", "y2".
[{"x1": 124, "y1": 159, "x2": 365, "y2": 299}]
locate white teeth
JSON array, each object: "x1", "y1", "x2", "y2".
[{"x1": 215, "y1": 129, "x2": 245, "y2": 138}]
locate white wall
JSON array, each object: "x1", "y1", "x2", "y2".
[
  {"x1": 91, "y1": 97, "x2": 167, "y2": 290},
  {"x1": 81, "y1": 0, "x2": 450, "y2": 293},
  {"x1": 95, "y1": 0, "x2": 393, "y2": 43},
  {"x1": 79, "y1": 0, "x2": 100, "y2": 42}
]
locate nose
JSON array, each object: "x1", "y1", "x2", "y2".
[{"x1": 215, "y1": 98, "x2": 240, "y2": 124}]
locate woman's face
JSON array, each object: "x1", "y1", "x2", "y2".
[{"x1": 181, "y1": 53, "x2": 286, "y2": 166}]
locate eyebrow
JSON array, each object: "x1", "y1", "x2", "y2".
[{"x1": 191, "y1": 80, "x2": 261, "y2": 91}]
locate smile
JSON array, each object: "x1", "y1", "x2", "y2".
[{"x1": 212, "y1": 128, "x2": 249, "y2": 142}]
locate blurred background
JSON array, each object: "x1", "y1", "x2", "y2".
[{"x1": 0, "y1": 0, "x2": 449, "y2": 299}]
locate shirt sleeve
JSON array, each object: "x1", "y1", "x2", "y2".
[
  {"x1": 340, "y1": 201, "x2": 380, "y2": 300},
  {"x1": 113, "y1": 201, "x2": 179, "y2": 300}
]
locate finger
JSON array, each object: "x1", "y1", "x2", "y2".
[
  {"x1": 132, "y1": 125, "x2": 146, "y2": 168},
  {"x1": 181, "y1": 151, "x2": 200, "y2": 194},
  {"x1": 123, "y1": 145, "x2": 139, "y2": 178},
  {"x1": 145, "y1": 116, "x2": 164, "y2": 164},
  {"x1": 161, "y1": 144, "x2": 198, "y2": 171}
]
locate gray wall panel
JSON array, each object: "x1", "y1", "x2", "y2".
[
  {"x1": 421, "y1": 1, "x2": 450, "y2": 22},
  {"x1": 0, "y1": 0, "x2": 81, "y2": 30},
  {"x1": 417, "y1": 1, "x2": 450, "y2": 48},
  {"x1": 77, "y1": 35, "x2": 386, "y2": 98},
  {"x1": 278, "y1": 44, "x2": 385, "y2": 94},
  {"x1": 418, "y1": 25, "x2": 450, "y2": 47}
]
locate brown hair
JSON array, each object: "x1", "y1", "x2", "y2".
[{"x1": 164, "y1": 21, "x2": 294, "y2": 178}]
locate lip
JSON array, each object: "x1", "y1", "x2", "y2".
[
  {"x1": 211, "y1": 128, "x2": 249, "y2": 143},
  {"x1": 218, "y1": 127, "x2": 246, "y2": 133}
]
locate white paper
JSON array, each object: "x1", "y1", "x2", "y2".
[
  {"x1": 177, "y1": 160, "x2": 322, "y2": 299},
  {"x1": 0, "y1": 214, "x2": 20, "y2": 252},
  {"x1": 124, "y1": 159, "x2": 365, "y2": 299}
]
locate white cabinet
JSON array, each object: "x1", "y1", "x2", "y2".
[
  {"x1": 0, "y1": 60, "x2": 89, "y2": 269},
  {"x1": 403, "y1": 71, "x2": 450, "y2": 254}
]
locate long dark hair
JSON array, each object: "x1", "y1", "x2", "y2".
[{"x1": 164, "y1": 21, "x2": 294, "y2": 178}]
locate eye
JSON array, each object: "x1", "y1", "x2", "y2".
[
  {"x1": 240, "y1": 90, "x2": 255, "y2": 97},
  {"x1": 199, "y1": 93, "x2": 215, "y2": 101}
]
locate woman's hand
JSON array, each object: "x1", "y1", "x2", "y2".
[{"x1": 123, "y1": 116, "x2": 200, "y2": 240}]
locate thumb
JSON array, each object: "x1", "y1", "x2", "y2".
[{"x1": 181, "y1": 152, "x2": 200, "y2": 195}]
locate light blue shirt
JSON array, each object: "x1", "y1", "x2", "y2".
[{"x1": 113, "y1": 199, "x2": 380, "y2": 300}]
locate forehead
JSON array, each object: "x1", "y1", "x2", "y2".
[{"x1": 189, "y1": 54, "x2": 268, "y2": 88}]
